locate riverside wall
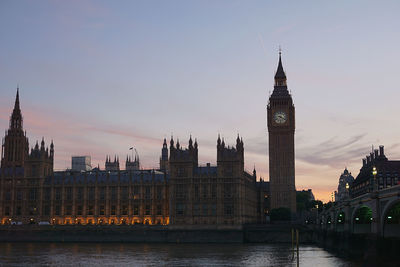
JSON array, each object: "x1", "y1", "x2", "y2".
[
  {"x1": 0, "y1": 224, "x2": 314, "y2": 243},
  {"x1": 2, "y1": 224, "x2": 399, "y2": 264},
  {"x1": 314, "y1": 228, "x2": 400, "y2": 266}
]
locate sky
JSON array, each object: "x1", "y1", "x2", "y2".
[{"x1": 1, "y1": 0, "x2": 400, "y2": 202}]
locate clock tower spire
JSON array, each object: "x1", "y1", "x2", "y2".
[{"x1": 267, "y1": 51, "x2": 296, "y2": 214}]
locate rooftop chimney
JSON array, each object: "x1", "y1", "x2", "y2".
[
  {"x1": 374, "y1": 149, "x2": 378, "y2": 159},
  {"x1": 362, "y1": 158, "x2": 366, "y2": 166},
  {"x1": 366, "y1": 155, "x2": 371, "y2": 164}
]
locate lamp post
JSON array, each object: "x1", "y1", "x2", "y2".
[
  {"x1": 345, "y1": 182, "x2": 349, "y2": 199},
  {"x1": 372, "y1": 166, "x2": 378, "y2": 191}
]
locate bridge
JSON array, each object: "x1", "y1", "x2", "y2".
[{"x1": 317, "y1": 185, "x2": 400, "y2": 238}]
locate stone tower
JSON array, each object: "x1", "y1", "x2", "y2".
[
  {"x1": 105, "y1": 155, "x2": 120, "y2": 171},
  {"x1": 126, "y1": 154, "x2": 140, "y2": 171},
  {"x1": 267, "y1": 52, "x2": 296, "y2": 213},
  {"x1": 168, "y1": 136, "x2": 198, "y2": 225},
  {"x1": 1, "y1": 88, "x2": 29, "y2": 168},
  {"x1": 159, "y1": 138, "x2": 168, "y2": 171}
]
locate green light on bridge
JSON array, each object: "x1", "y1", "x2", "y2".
[
  {"x1": 388, "y1": 216, "x2": 392, "y2": 219},
  {"x1": 355, "y1": 217, "x2": 359, "y2": 221}
]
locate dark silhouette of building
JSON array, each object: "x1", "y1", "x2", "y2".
[
  {"x1": 1, "y1": 89, "x2": 29, "y2": 169},
  {"x1": 105, "y1": 156, "x2": 120, "y2": 171},
  {"x1": 267, "y1": 52, "x2": 296, "y2": 213},
  {"x1": 126, "y1": 154, "x2": 140, "y2": 171},
  {"x1": 159, "y1": 138, "x2": 168, "y2": 171},
  {"x1": 335, "y1": 168, "x2": 354, "y2": 202},
  {"x1": 351, "y1": 146, "x2": 400, "y2": 198},
  {"x1": 168, "y1": 135, "x2": 258, "y2": 228},
  {"x1": 0, "y1": 90, "x2": 267, "y2": 226},
  {"x1": 0, "y1": 90, "x2": 54, "y2": 224}
]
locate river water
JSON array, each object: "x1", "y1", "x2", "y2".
[{"x1": 0, "y1": 243, "x2": 359, "y2": 266}]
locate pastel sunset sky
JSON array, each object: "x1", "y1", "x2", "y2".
[{"x1": 1, "y1": 1, "x2": 400, "y2": 202}]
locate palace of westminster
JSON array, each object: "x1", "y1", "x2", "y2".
[{"x1": 0, "y1": 55, "x2": 297, "y2": 227}]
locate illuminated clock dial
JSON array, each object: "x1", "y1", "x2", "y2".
[{"x1": 274, "y1": 111, "x2": 287, "y2": 124}]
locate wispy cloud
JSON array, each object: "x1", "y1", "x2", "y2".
[{"x1": 297, "y1": 134, "x2": 369, "y2": 168}]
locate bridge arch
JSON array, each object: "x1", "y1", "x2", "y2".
[
  {"x1": 351, "y1": 205, "x2": 372, "y2": 234},
  {"x1": 381, "y1": 199, "x2": 400, "y2": 237}
]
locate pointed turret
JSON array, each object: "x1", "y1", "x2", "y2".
[
  {"x1": 14, "y1": 87, "x2": 20, "y2": 111},
  {"x1": 189, "y1": 135, "x2": 193, "y2": 149},
  {"x1": 160, "y1": 137, "x2": 169, "y2": 171},
  {"x1": 50, "y1": 140, "x2": 54, "y2": 158},
  {"x1": 163, "y1": 138, "x2": 167, "y2": 148},
  {"x1": 10, "y1": 88, "x2": 23, "y2": 130},
  {"x1": 270, "y1": 50, "x2": 290, "y2": 98},
  {"x1": 40, "y1": 137, "x2": 45, "y2": 151},
  {"x1": 274, "y1": 51, "x2": 286, "y2": 81}
]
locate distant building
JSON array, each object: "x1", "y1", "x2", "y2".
[
  {"x1": 351, "y1": 146, "x2": 400, "y2": 198},
  {"x1": 334, "y1": 168, "x2": 354, "y2": 202},
  {"x1": 71, "y1": 156, "x2": 91, "y2": 172}
]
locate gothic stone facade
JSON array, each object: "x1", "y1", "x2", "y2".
[
  {"x1": 168, "y1": 136, "x2": 258, "y2": 227},
  {"x1": 267, "y1": 53, "x2": 297, "y2": 213},
  {"x1": 0, "y1": 90, "x2": 265, "y2": 226}
]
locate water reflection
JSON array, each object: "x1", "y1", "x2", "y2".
[{"x1": 0, "y1": 243, "x2": 359, "y2": 267}]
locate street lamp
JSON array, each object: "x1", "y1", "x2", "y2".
[
  {"x1": 372, "y1": 166, "x2": 377, "y2": 191},
  {"x1": 345, "y1": 182, "x2": 350, "y2": 198}
]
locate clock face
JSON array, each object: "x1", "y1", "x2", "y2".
[{"x1": 274, "y1": 111, "x2": 287, "y2": 124}]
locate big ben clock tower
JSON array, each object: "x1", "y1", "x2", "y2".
[{"x1": 267, "y1": 52, "x2": 296, "y2": 213}]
